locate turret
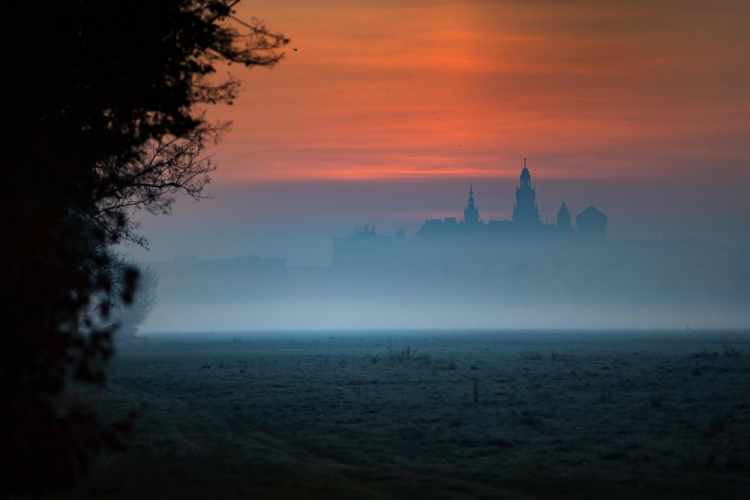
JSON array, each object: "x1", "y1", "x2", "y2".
[
  {"x1": 512, "y1": 158, "x2": 541, "y2": 228},
  {"x1": 463, "y1": 184, "x2": 480, "y2": 225},
  {"x1": 520, "y1": 158, "x2": 531, "y2": 188},
  {"x1": 556, "y1": 200, "x2": 571, "y2": 230}
]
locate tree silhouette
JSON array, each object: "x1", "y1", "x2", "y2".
[
  {"x1": 2, "y1": 0, "x2": 287, "y2": 493},
  {"x1": 94, "y1": 135, "x2": 218, "y2": 247}
]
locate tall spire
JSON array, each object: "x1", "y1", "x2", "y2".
[
  {"x1": 513, "y1": 157, "x2": 540, "y2": 227},
  {"x1": 464, "y1": 183, "x2": 479, "y2": 225},
  {"x1": 557, "y1": 199, "x2": 572, "y2": 231}
]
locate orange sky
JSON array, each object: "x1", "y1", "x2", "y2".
[{"x1": 201, "y1": 0, "x2": 749, "y2": 184}]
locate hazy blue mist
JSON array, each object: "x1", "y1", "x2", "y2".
[
  {"x1": 120, "y1": 175, "x2": 750, "y2": 333},
  {"x1": 126, "y1": 177, "x2": 750, "y2": 267}
]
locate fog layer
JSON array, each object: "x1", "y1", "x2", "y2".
[{"x1": 140, "y1": 235, "x2": 749, "y2": 332}]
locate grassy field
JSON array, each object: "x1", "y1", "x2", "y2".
[{"x1": 39, "y1": 330, "x2": 750, "y2": 499}]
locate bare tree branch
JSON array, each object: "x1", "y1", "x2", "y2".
[{"x1": 93, "y1": 134, "x2": 216, "y2": 246}]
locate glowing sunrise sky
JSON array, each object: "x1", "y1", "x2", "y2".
[
  {"x1": 128, "y1": 0, "x2": 750, "y2": 265},
  {"x1": 210, "y1": 0, "x2": 749, "y2": 182}
]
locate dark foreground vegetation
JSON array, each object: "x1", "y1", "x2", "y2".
[
  {"x1": 26, "y1": 331, "x2": 750, "y2": 499},
  {"x1": 3, "y1": 1, "x2": 285, "y2": 493}
]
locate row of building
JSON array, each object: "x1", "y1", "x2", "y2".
[
  {"x1": 418, "y1": 159, "x2": 607, "y2": 238},
  {"x1": 333, "y1": 160, "x2": 608, "y2": 267}
]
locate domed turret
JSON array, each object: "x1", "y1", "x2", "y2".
[
  {"x1": 463, "y1": 184, "x2": 480, "y2": 225},
  {"x1": 512, "y1": 158, "x2": 540, "y2": 228}
]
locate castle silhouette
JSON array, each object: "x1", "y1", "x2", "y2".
[
  {"x1": 417, "y1": 158, "x2": 607, "y2": 238},
  {"x1": 333, "y1": 160, "x2": 608, "y2": 268}
]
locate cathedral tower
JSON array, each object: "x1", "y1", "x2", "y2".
[
  {"x1": 512, "y1": 158, "x2": 541, "y2": 228},
  {"x1": 463, "y1": 184, "x2": 480, "y2": 225}
]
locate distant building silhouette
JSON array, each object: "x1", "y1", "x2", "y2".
[
  {"x1": 463, "y1": 184, "x2": 481, "y2": 226},
  {"x1": 576, "y1": 205, "x2": 607, "y2": 238},
  {"x1": 556, "y1": 201, "x2": 571, "y2": 232},
  {"x1": 333, "y1": 226, "x2": 406, "y2": 268},
  {"x1": 512, "y1": 158, "x2": 541, "y2": 229},
  {"x1": 413, "y1": 158, "x2": 607, "y2": 237},
  {"x1": 334, "y1": 159, "x2": 609, "y2": 265}
]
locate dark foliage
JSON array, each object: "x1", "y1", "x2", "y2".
[{"x1": 1, "y1": 0, "x2": 286, "y2": 493}]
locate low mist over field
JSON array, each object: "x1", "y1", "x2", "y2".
[
  {"x1": 138, "y1": 202, "x2": 749, "y2": 333},
  {"x1": 128, "y1": 153, "x2": 749, "y2": 333},
  {"x1": 143, "y1": 251, "x2": 749, "y2": 332}
]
